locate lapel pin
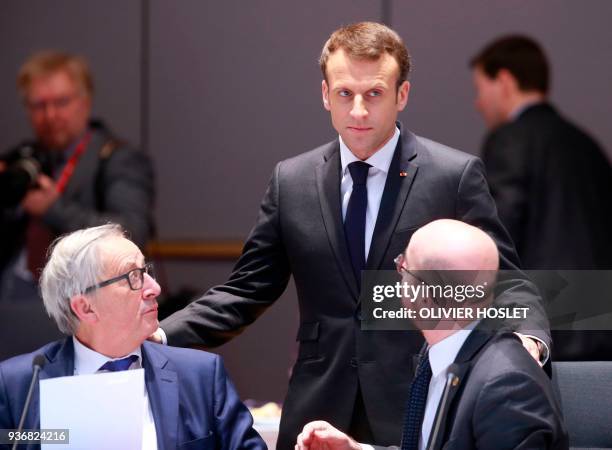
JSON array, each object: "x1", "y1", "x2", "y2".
[{"x1": 399, "y1": 171, "x2": 408, "y2": 177}]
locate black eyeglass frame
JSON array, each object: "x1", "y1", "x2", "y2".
[
  {"x1": 393, "y1": 253, "x2": 430, "y2": 284},
  {"x1": 83, "y1": 263, "x2": 154, "y2": 294}
]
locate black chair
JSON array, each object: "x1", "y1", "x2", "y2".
[{"x1": 552, "y1": 361, "x2": 612, "y2": 449}]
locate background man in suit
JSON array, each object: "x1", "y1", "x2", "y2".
[
  {"x1": 296, "y1": 220, "x2": 568, "y2": 450},
  {"x1": 0, "y1": 224, "x2": 264, "y2": 450},
  {"x1": 471, "y1": 36, "x2": 612, "y2": 360},
  {"x1": 154, "y1": 22, "x2": 550, "y2": 448},
  {"x1": 0, "y1": 51, "x2": 154, "y2": 304},
  {"x1": 471, "y1": 35, "x2": 612, "y2": 269}
]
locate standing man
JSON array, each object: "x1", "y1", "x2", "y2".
[
  {"x1": 158, "y1": 23, "x2": 549, "y2": 448},
  {"x1": 470, "y1": 35, "x2": 612, "y2": 270},
  {"x1": 471, "y1": 36, "x2": 612, "y2": 360},
  {"x1": 0, "y1": 51, "x2": 154, "y2": 303}
]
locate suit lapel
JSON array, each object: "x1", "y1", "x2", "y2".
[
  {"x1": 142, "y1": 342, "x2": 178, "y2": 450},
  {"x1": 316, "y1": 141, "x2": 360, "y2": 299},
  {"x1": 30, "y1": 338, "x2": 75, "y2": 430},
  {"x1": 429, "y1": 329, "x2": 494, "y2": 450},
  {"x1": 366, "y1": 128, "x2": 419, "y2": 272},
  {"x1": 427, "y1": 363, "x2": 470, "y2": 450},
  {"x1": 41, "y1": 337, "x2": 75, "y2": 378}
]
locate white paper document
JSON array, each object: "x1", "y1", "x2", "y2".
[{"x1": 40, "y1": 368, "x2": 145, "y2": 450}]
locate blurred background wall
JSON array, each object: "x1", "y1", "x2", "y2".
[{"x1": 1, "y1": 0, "x2": 611, "y2": 402}]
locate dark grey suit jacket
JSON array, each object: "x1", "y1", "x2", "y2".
[
  {"x1": 374, "y1": 330, "x2": 568, "y2": 450},
  {"x1": 0, "y1": 120, "x2": 154, "y2": 274},
  {"x1": 482, "y1": 103, "x2": 612, "y2": 270},
  {"x1": 483, "y1": 103, "x2": 612, "y2": 361},
  {"x1": 42, "y1": 121, "x2": 154, "y2": 248},
  {"x1": 162, "y1": 125, "x2": 550, "y2": 449}
]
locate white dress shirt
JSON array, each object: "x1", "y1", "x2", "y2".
[
  {"x1": 72, "y1": 337, "x2": 158, "y2": 450},
  {"x1": 340, "y1": 127, "x2": 400, "y2": 260}
]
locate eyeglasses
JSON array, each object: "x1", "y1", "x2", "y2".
[
  {"x1": 84, "y1": 263, "x2": 155, "y2": 294},
  {"x1": 394, "y1": 253, "x2": 406, "y2": 275},
  {"x1": 393, "y1": 253, "x2": 429, "y2": 285},
  {"x1": 26, "y1": 94, "x2": 79, "y2": 113}
]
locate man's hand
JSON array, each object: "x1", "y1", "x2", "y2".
[
  {"x1": 21, "y1": 175, "x2": 59, "y2": 216},
  {"x1": 295, "y1": 421, "x2": 361, "y2": 450},
  {"x1": 148, "y1": 328, "x2": 164, "y2": 344},
  {"x1": 516, "y1": 333, "x2": 541, "y2": 364}
]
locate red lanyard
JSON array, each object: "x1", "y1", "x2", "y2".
[{"x1": 56, "y1": 132, "x2": 92, "y2": 194}]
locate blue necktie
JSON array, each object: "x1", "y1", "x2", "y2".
[
  {"x1": 345, "y1": 161, "x2": 371, "y2": 287},
  {"x1": 401, "y1": 353, "x2": 432, "y2": 450},
  {"x1": 99, "y1": 355, "x2": 138, "y2": 372}
]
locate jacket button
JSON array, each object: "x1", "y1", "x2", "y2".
[{"x1": 350, "y1": 357, "x2": 358, "y2": 368}]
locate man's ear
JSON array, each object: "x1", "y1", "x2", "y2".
[
  {"x1": 70, "y1": 294, "x2": 98, "y2": 324},
  {"x1": 396, "y1": 80, "x2": 410, "y2": 111},
  {"x1": 322, "y1": 79, "x2": 331, "y2": 111},
  {"x1": 497, "y1": 69, "x2": 519, "y2": 93}
]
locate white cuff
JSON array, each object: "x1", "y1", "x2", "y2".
[
  {"x1": 515, "y1": 332, "x2": 550, "y2": 365},
  {"x1": 158, "y1": 328, "x2": 168, "y2": 345}
]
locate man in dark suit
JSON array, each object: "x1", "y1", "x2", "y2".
[
  {"x1": 0, "y1": 224, "x2": 264, "y2": 450},
  {"x1": 296, "y1": 220, "x2": 568, "y2": 450},
  {"x1": 471, "y1": 36, "x2": 612, "y2": 360},
  {"x1": 0, "y1": 50, "x2": 154, "y2": 304},
  {"x1": 155, "y1": 23, "x2": 550, "y2": 448}
]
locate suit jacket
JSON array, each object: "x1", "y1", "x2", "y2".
[
  {"x1": 161, "y1": 125, "x2": 550, "y2": 448},
  {"x1": 482, "y1": 103, "x2": 612, "y2": 361},
  {"x1": 0, "y1": 120, "x2": 155, "y2": 275},
  {"x1": 0, "y1": 338, "x2": 265, "y2": 450},
  {"x1": 374, "y1": 329, "x2": 568, "y2": 450},
  {"x1": 482, "y1": 103, "x2": 612, "y2": 270}
]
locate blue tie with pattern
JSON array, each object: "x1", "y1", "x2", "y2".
[
  {"x1": 345, "y1": 161, "x2": 371, "y2": 287},
  {"x1": 99, "y1": 355, "x2": 139, "y2": 372},
  {"x1": 401, "y1": 353, "x2": 432, "y2": 450}
]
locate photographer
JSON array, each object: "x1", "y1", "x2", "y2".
[{"x1": 0, "y1": 51, "x2": 154, "y2": 303}]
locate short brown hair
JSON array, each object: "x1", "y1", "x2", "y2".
[
  {"x1": 319, "y1": 22, "x2": 411, "y2": 88},
  {"x1": 17, "y1": 50, "x2": 94, "y2": 98},
  {"x1": 470, "y1": 35, "x2": 549, "y2": 94}
]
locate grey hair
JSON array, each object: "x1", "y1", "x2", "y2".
[{"x1": 40, "y1": 223, "x2": 125, "y2": 334}]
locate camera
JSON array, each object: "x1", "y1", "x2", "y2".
[{"x1": 0, "y1": 144, "x2": 52, "y2": 207}]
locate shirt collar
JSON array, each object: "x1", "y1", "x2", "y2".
[
  {"x1": 339, "y1": 126, "x2": 400, "y2": 175},
  {"x1": 72, "y1": 336, "x2": 142, "y2": 375},
  {"x1": 509, "y1": 100, "x2": 544, "y2": 122},
  {"x1": 428, "y1": 321, "x2": 479, "y2": 378}
]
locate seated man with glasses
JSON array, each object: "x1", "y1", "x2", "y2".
[
  {"x1": 0, "y1": 224, "x2": 265, "y2": 450},
  {"x1": 297, "y1": 219, "x2": 567, "y2": 450}
]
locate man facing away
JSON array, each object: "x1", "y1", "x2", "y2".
[
  {"x1": 471, "y1": 36, "x2": 612, "y2": 360},
  {"x1": 0, "y1": 51, "x2": 154, "y2": 304},
  {"x1": 297, "y1": 219, "x2": 568, "y2": 450},
  {"x1": 0, "y1": 224, "x2": 265, "y2": 450},
  {"x1": 471, "y1": 35, "x2": 612, "y2": 270},
  {"x1": 155, "y1": 23, "x2": 551, "y2": 448}
]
